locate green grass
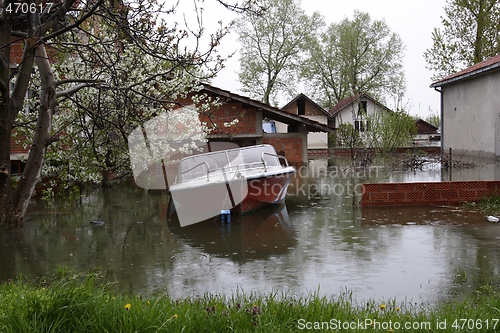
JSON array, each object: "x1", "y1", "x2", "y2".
[
  {"x1": 1, "y1": 271, "x2": 500, "y2": 332},
  {"x1": 465, "y1": 191, "x2": 500, "y2": 216}
]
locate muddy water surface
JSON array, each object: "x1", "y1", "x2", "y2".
[{"x1": 2, "y1": 158, "x2": 500, "y2": 305}]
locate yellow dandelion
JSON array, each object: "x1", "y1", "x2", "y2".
[
  {"x1": 379, "y1": 303, "x2": 386, "y2": 310},
  {"x1": 124, "y1": 303, "x2": 131, "y2": 310},
  {"x1": 396, "y1": 307, "x2": 400, "y2": 311},
  {"x1": 173, "y1": 314, "x2": 178, "y2": 319},
  {"x1": 147, "y1": 301, "x2": 150, "y2": 305}
]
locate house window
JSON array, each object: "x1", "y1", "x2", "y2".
[
  {"x1": 330, "y1": 117, "x2": 336, "y2": 129},
  {"x1": 11, "y1": 160, "x2": 25, "y2": 174},
  {"x1": 354, "y1": 120, "x2": 364, "y2": 132},
  {"x1": 297, "y1": 99, "x2": 305, "y2": 115},
  {"x1": 358, "y1": 101, "x2": 367, "y2": 117},
  {"x1": 354, "y1": 120, "x2": 370, "y2": 132}
]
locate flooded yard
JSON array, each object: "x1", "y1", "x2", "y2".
[{"x1": 2, "y1": 156, "x2": 500, "y2": 305}]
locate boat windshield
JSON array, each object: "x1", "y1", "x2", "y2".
[
  {"x1": 176, "y1": 145, "x2": 281, "y2": 182},
  {"x1": 241, "y1": 145, "x2": 281, "y2": 168}
]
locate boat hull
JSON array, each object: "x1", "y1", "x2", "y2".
[
  {"x1": 169, "y1": 169, "x2": 295, "y2": 225},
  {"x1": 233, "y1": 171, "x2": 295, "y2": 212}
]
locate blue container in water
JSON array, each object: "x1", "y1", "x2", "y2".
[{"x1": 220, "y1": 210, "x2": 231, "y2": 223}]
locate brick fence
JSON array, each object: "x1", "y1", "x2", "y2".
[
  {"x1": 308, "y1": 149, "x2": 331, "y2": 158},
  {"x1": 360, "y1": 181, "x2": 500, "y2": 207},
  {"x1": 332, "y1": 147, "x2": 441, "y2": 157},
  {"x1": 262, "y1": 136, "x2": 304, "y2": 167}
]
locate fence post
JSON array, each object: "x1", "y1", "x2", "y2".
[{"x1": 449, "y1": 147, "x2": 452, "y2": 181}]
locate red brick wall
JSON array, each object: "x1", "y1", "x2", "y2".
[
  {"x1": 332, "y1": 147, "x2": 441, "y2": 157},
  {"x1": 262, "y1": 135, "x2": 304, "y2": 167},
  {"x1": 282, "y1": 99, "x2": 325, "y2": 117},
  {"x1": 281, "y1": 103, "x2": 297, "y2": 115},
  {"x1": 308, "y1": 149, "x2": 332, "y2": 157},
  {"x1": 10, "y1": 39, "x2": 24, "y2": 64},
  {"x1": 10, "y1": 39, "x2": 60, "y2": 66},
  {"x1": 175, "y1": 91, "x2": 306, "y2": 166},
  {"x1": 360, "y1": 181, "x2": 500, "y2": 207},
  {"x1": 10, "y1": 130, "x2": 30, "y2": 154},
  {"x1": 199, "y1": 104, "x2": 257, "y2": 135},
  {"x1": 177, "y1": 93, "x2": 258, "y2": 135}
]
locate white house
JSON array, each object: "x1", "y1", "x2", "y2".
[
  {"x1": 328, "y1": 93, "x2": 391, "y2": 131},
  {"x1": 430, "y1": 53, "x2": 500, "y2": 159}
]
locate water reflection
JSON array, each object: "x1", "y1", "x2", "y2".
[
  {"x1": 2, "y1": 158, "x2": 500, "y2": 304},
  {"x1": 166, "y1": 203, "x2": 296, "y2": 263},
  {"x1": 361, "y1": 206, "x2": 500, "y2": 301}
]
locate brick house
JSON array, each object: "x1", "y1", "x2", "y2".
[
  {"x1": 183, "y1": 84, "x2": 334, "y2": 166},
  {"x1": 280, "y1": 93, "x2": 332, "y2": 151}
]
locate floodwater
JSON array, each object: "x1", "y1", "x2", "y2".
[{"x1": 2, "y1": 157, "x2": 500, "y2": 305}]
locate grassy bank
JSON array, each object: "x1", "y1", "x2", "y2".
[
  {"x1": 466, "y1": 191, "x2": 500, "y2": 217},
  {"x1": 1, "y1": 272, "x2": 500, "y2": 332}
]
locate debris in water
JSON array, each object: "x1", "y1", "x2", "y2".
[
  {"x1": 89, "y1": 220, "x2": 105, "y2": 226},
  {"x1": 487, "y1": 216, "x2": 499, "y2": 223}
]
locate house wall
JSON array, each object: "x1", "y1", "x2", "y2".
[
  {"x1": 180, "y1": 92, "x2": 308, "y2": 166},
  {"x1": 10, "y1": 130, "x2": 29, "y2": 155},
  {"x1": 10, "y1": 130, "x2": 29, "y2": 173},
  {"x1": 415, "y1": 133, "x2": 441, "y2": 142},
  {"x1": 334, "y1": 98, "x2": 389, "y2": 128},
  {"x1": 303, "y1": 116, "x2": 328, "y2": 149},
  {"x1": 196, "y1": 102, "x2": 258, "y2": 135},
  {"x1": 282, "y1": 99, "x2": 328, "y2": 149},
  {"x1": 441, "y1": 70, "x2": 500, "y2": 159},
  {"x1": 262, "y1": 134, "x2": 306, "y2": 166},
  {"x1": 275, "y1": 121, "x2": 288, "y2": 133},
  {"x1": 281, "y1": 99, "x2": 324, "y2": 117},
  {"x1": 10, "y1": 39, "x2": 24, "y2": 64}
]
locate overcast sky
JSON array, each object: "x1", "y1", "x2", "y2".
[{"x1": 182, "y1": 0, "x2": 447, "y2": 118}]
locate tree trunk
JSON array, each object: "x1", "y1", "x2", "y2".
[
  {"x1": 473, "y1": 7, "x2": 486, "y2": 64},
  {"x1": 0, "y1": 13, "x2": 13, "y2": 227},
  {"x1": 11, "y1": 44, "x2": 55, "y2": 224},
  {"x1": 0, "y1": 111, "x2": 13, "y2": 227}
]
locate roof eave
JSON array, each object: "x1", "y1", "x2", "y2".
[
  {"x1": 200, "y1": 84, "x2": 334, "y2": 133},
  {"x1": 281, "y1": 93, "x2": 331, "y2": 117},
  {"x1": 430, "y1": 62, "x2": 500, "y2": 88},
  {"x1": 329, "y1": 93, "x2": 392, "y2": 117}
]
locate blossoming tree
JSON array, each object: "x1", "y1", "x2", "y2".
[{"x1": 0, "y1": 0, "x2": 262, "y2": 226}]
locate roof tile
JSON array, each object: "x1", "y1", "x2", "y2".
[{"x1": 431, "y1": 53, "x2": 500, "y2": 87}]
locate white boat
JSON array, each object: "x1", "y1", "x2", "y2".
[{"x1": 168, "y1": 144, "x2": 296, "y2": 226}]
